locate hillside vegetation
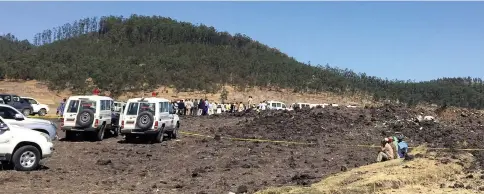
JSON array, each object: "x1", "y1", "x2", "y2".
[{"x1": 1, "y1": 15, "x2": 484, "y2": 108}]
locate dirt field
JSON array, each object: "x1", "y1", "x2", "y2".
[{"x1": 1, "y1": 105, "x2": 484, "y2": 194}]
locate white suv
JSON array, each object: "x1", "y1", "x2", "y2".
[
  {"x1": 21, "y1": 97, "x2": 50, "y2": 116},
  {"x1": 0, "y1": 116, "x2": 54, "y2": 171},
  {"x1": 120, "y1": 97, "x2": 180, "y2": 143},
  {"x1": 61, "y1": 95, "x2": 118, "y2": 141}
]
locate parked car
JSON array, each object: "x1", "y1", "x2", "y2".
[
  {"x1": 61, "y1": 95, "x2": 119, "y2": 141},
  {"x1": 120, "y1": 97, "x2": 180, "y2": 143},
  {"x1": 21, "y1": 97, "x2": 50, "y2": 116},
  {"x1": 0, "y1": 116, "x2": 54, "y2": 171},
  {"x1": 0, "y1": 104, "x2": 57, "y2": 140},
  {"x1": 0, "y1": 94, "x2": 34, "y2": 116},
  {"x1": 266, "y1": 100, "x2": 289, "y2": 111}
]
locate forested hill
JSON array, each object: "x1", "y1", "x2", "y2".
[{"x1": 0, "y1": 15, "x2": 483, "y2": 108}]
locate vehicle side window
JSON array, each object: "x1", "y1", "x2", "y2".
[
  {"x1": 0, "y1": 107, "x2": 18, "y2": 119},
  {"x1": 100, "y1": 100, "x2": 106, "y2": 110},
  {"x1": 107, "y1": 100, "x2": 112, "y2": 110},
  {"x1": 159, "y1": 102, "x2": 163, "y2": 113},
  {"x1": 12, "y1": 96, "x2": 20, "y2": 102},
  {"x1": 168, "y1": 103, "x2": 173, "y2": 113},
  {"x1": 163, "y1": 102, "x2": 169, "y2": 112},
  {"x1": 27, "y1": 99, "x2": 38, "y2": 104}
]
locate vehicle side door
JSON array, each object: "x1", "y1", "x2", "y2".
[
  {"x1": 63, "y1": 99, "x2": 80, "y2": 127},
  {"x1": 12, "y1": 95, "x2": 26, "y2": 110},
  {"x1": 0, "y1": 118, "x2": 14, "y2": 156},
  {"x1": 0, "y1": 106, "x2": 23, "y2": 126},
  {"x1": 26, "y1": 98, "x2": 40, "y2": 113},
  {"x1": 100, "y1": 100, "x2": 112, "y2": 125},
  {"x1": 159, "y1": 102, "x2": 172, "y2": 130}
]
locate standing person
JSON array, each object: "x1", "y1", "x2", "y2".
[
  {"x1": 178, "y1": 100, "x2": 186, "y2": 116},
  {"x1": 198, "y1": 99, "x2": 204, "y2": 116},
  {"x1": 193, "y1": 99, "x2": 199, "y2": 116},
  {"x1": 377, "y1": 138, "x2": 394, "y2": 162},
  {"x1": 203, "y1": 99, "x2": 209, "y2": 115},
  {"x1": 56, "y1": 98, "x2": 67, "y2": 117},
  {"x1": 186, "y1": 99, "x2": 192, "y2": 116},
  {"x1": 247, "y1": 96, "x2": 253, "y2": 108},
  {"x1": 238, "y1": 102, "x2": 244, "y2": 112}
]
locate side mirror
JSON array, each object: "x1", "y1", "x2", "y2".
[
  {"x1": 14, "y1": 113, "x2": 24, "y2": 120},
  {"x1": 0, "y1": 123, "x2": 9, "y2": 131}
]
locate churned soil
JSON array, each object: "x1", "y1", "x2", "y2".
[{"x1": 0, "y1": 105, "x2": 483, "y2": 194}]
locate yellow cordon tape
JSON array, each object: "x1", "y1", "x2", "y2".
[{"x1": 179, "y1": 131, "x2": 484, "y2": 151}]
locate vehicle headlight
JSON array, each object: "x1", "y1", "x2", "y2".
[{"x1": 41, "y1": 132, "x2": 51, "y2": 142}]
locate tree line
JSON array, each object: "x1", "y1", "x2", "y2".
[{"x1": 0, "y1": 14, "x2": 483, "y2": 108}]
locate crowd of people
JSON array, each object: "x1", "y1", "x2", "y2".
[
  {"x1": 376, "y1": 134, "x2": 409, "y2": 162},
  {"x1": 171, "y1": 96, "x2": 270, "y2": 115}
]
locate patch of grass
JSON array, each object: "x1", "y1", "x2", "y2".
[{"x1": 256, "y1": 146, "x2": 479, "y2": 194}]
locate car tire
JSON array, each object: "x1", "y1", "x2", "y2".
[
  {"x1": 76, "y1": 109, "x2": 95, "y2": 128},
  {"x1": 113, "y1": 126, "x2": 119, "y2": 137},
  {"x1": 153, "y1": 127, "x2": 165, "y2": 143},
  {"x1": 12, "y1": 145, "x2": 41, "y2": 171},
  {"x1": 168, "y1": 122, "x2": 179, "y2": 139},
  {"x1": 135, "y1": 111, "x2": 154, "y2": 130},
  {"x1": 94, "y1": 125, "x2": 105, "y2": 141},
  {"x1": 22, "y1": 109, "x2": 31, "y2": 116},
  {"x1": 38, "y1": 109, "x2": 47, "y2": 116}
]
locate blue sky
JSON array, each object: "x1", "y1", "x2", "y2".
[{"x1": 0, "y1": 2, "x2": 483, "y2": 81}]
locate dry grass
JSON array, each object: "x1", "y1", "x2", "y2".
[
  {"x1": 256, "y1": 146, "x2": 481, "y2": 194},
  {"x1": 0, "y1": 80, "x2": 373, "y2": 113}
]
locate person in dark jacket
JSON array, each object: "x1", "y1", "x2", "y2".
[
  {"x1": 198, "y1": 99, "x2": 205, "y2": 116},
  {"x1": 193, "y1": 99, "x2": 198, "y2": 116},
  {"x1": 178, "y1": 100, "x2": 186, "y2": 115}
]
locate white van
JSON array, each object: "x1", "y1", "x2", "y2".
[
  {"x1": 61, "y1": 95, "x2": 117, "y2": 141},
  {"x1": 266, "y1": 100, "x2": 288, "y2": 110},
  {"x1": 120, "y1": 97, "x2": 180, "y2": 143}
]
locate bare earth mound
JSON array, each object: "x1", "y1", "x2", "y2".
[{"x1": 0, "y1": 105, "x2": 483, "y2": 193}]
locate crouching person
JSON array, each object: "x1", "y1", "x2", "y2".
[
  {"x1": 397, "y1": 136, "x2": 409, "y2": 158},
  {"x1": 376, "y1": 138, "x2": 394, "y2": 162}
]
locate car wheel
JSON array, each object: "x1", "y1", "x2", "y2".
[
  {"x1": 169, "y1": 123, "x2": 179, "y2": 139},
  {"x1": 94, "y1": 125, "x2": 105, "y2": 141},
  {"x1": 22, "y1": 109, "x2": 31, "y2": 116},
  {"x1": 12, "y1": 145, "x2": 41, "y2": 171},
  {"x1": 113, "y1": 127, "x2": 119, "y2": 137},
  {"x1": 38, "y1": 109, "x2": 47, "y2": 116},
  {"x1": 153, "y1": 127, "x2": 165, "y2": 143}
]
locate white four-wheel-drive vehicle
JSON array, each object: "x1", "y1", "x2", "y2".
[
  {"x1": 266, "y1": 100, "x2": 289, "y2": 111},
  {"x1": 0, "y1": 116, "x2": 54, "y2": 171},
  {"x1": 61, "y1": 95, "x2": 119, "y2": 141},
  {"x1": 21, "y1": 97, "x2": 50, "y2": 116},
  {"x1": 120, "y1": 97, "x2": 180, "y2": 143}
]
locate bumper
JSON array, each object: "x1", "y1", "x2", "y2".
[
  {"x1": 120, "y1": 128, "x2": 159, "y2": 135},
  {"x1": 62, "y1": 126, "x2": 97, "y2": 132},
  {"x1": 41, "y1": 142, "x2": 54, "y2": 159}
]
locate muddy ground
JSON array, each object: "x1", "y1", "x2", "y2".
[{"x1": 1, "y1": 105, "x2": 484, "y2": 194}]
